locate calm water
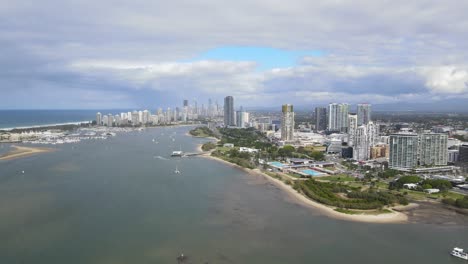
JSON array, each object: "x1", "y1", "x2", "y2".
[
  {"x1": 0, "y1": 110, "x2": 132, "y2": 129},
  {"x1": 0, "y1": 126, "x2": 467, "y2": 263}
]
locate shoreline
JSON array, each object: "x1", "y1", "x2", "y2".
[
  {"x1": 201, "y1": 154, "x2": 408, "y2": 224},
  {"x1": 0, "y1": 121, "x2": 92, "y2": 131},
  {"x1": 0, "y1": 145, "x2": 56, "y2": 161}
]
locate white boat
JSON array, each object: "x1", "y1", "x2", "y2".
[
  {"x1": 451, "y1": 247, "x2": 468, "y2": 260},
  {"x1": 174, "y1": 166, "x2": 181, "y2": 174},
  {"x1": 171, "y1": 151, "x2": 183, "y2": 157}
]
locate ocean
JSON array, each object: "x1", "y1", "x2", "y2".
[
  {"x1": 0, "y1": 126, "x2": 467, "y2": 263},
  {"x1": 0, "y1": 110, "x2": 130, "y2": 129}
]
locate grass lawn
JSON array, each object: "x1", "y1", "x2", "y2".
[
  {"x1": 316, "y1": 174, "x2": 356, "y2": 182},
  {"x1": 216, "y1": 146, "x2": 232, "y2": 153},
  {"x1": 395, "y1": 189, "x2": 466, "y2": 201}
]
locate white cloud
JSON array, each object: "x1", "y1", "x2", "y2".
[{"x1": 421, "y1": 66, "x2": 468, "y2": 94}]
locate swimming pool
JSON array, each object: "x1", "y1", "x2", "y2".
[
  {"x1": 301, "y1": 169, "x2": 323, "y2": 176},
  {"x1": 268, "y1": 161, "x2": 286, "y2": 168}
]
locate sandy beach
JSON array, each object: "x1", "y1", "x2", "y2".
[
  {"x1": 201, "y1": 154, "x2": 408, "y2": 224},
  {"x1": 0, "y1": 145, "x2": 55, "y2": 161}
]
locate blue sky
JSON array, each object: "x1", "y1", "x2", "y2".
[
  {"x1": 190, "y1": 47, "x2": 324, "y2": 71},
  {"x1": 0, "y1": 0, "x2": 468, "y2": 110}
]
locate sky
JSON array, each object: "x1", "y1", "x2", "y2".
[{"x1": 1, "y1": 0, "x2": 468, "y2": 110}]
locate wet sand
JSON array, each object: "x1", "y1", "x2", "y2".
[
  {"x1": 202, "y1": 154, "x2": 408, "y2": 224},
  {"x1": 0, "y1": 145, "x2": 55, "y2": 161}
]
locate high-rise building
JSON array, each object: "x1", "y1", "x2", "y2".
[
  {"x1": 235, "y1": 106, "x2": 249, "y2": 128},
  {"x1": 107, "y1": 114, "x2": 113, "y2": 127},
  {"x1": 314, "y1": 107, "x2": 327, "y2": 131},
  {"x1": 418, "y1": 133, "x2": 448, "y2": 166},
  {"x1": 389, "y1": 133, "x2": 419, "y2": 169},
  {"x1": 183, "y1": 99, "x2": 188, "y2": 107},
  {"x1": 131, "y1": 111, "x2": 139, "y2": 126},
  {"x1": 224, "y1": 96, "x2": 235, "y2": 126},
  {"x1": 348, "y1": 113, "x2": 357, "y2": 146},
  {"x1": 389, "y1": 133, "x2": 448, "y2": 169},
  {"x1": 96, "y1": 112, "x2": 102, "y2": 126},
  {"x1": 328, "y1": 103, "x2": 349, "y2": 132},
  {"x1": 281, "y1": 104, "x2": 294, "y2": 141},
  {"x1": 353, "y1": 121, "x2": 378, "y2": 161},
  {"x1": 459, "y1": 144, "x2": 468, "y2": 163},
  {"x1": 357, "y1": 103, "x2": 371, "y2": 125}
]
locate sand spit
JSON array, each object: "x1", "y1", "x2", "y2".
[{"x1": 0, "y1": 145, "x2": 55, "y2": 161}]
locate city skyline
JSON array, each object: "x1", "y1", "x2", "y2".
[{"x1": 1, "y1": 1, "x2": 468, "y2": 110}]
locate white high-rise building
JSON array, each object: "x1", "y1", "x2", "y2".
[
  {"x1": 142, "y1": 110, "x2": 150, "y2": 124},
  {"x1": 357, "y1": 103, "x2": 371, "y2": 125},
  {"x1": 281, "y1": 104, "x2": 294, "y2": 141},
  {"x1": 390, "y1": 133, "x2": 448, "y2": 169},
  {"x1": 138, "y1": 111, "x2": 143, "y2": 124},
  {"x1": 348, "y1": 114, "x2": 357, "y2": 147},
  {"x1": 328, "y1": 103, "x2": 349, "y2": 132},
  {"x1": 389, "y1": 133, "x2": 419, "y2": 169},
  {"x1": 107, "y1": 114, "x2": 113, "y2": 127},
  {"x1": 131, "y1": 111, "x2": 139, "y2": 126},
  {"x1": 236, "y1": 106, "x2": 249, "y2": 128},
  {"x1": 353, "y1": 121, "x2": 378, "y2": 161},
  {"x1": 418, "y1": 133, "x2": 448, "y2": 166},
  {"x1": 114, "y1": 115, "x2": 121, "y2": 126},
  {"x1": 96, "y1": 112, "x2": 102, "y2": 126}
]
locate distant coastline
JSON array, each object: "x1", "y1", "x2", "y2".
[{"x1": 0, "y1": 121, "x2": 92, "y2": 131}]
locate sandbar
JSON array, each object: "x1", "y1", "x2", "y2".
[{"x1": 0, "y1": 145, "x2": 55, "y2": 161}]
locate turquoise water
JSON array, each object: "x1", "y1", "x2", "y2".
[
  {"x1": 268, "y1": 161, "x2": 286, "y2": 167},
  {"x1": 302, "y1": 169, "x2": 323, "y2": 176},
  {"x1": 0, "y1": 126, "x2": 467, "y2": 263}
]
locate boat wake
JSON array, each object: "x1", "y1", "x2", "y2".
[{"x1": 154, "y1": 155, "x2": 169, "y2": 160}]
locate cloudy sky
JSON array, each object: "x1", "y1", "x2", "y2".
[{"x1": 1, "y1": 0, "x2": 468, "y2": 110}]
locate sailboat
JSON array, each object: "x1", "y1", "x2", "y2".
[{"x1": 174, "y1": 165, "x2": 181, "y2": 174}]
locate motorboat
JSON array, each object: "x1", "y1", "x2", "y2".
[{"x1": 451, "y1": 247, "x2": 468, "y2": 260}]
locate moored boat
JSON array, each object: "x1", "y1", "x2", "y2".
[{"x1": 451, "y1": 247, "x2": 468, "y2": 260}]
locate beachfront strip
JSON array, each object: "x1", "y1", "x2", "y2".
[{"x1": 195, "y1": 125, "x2": 468, "y2": 217}]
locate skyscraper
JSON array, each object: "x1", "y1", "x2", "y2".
[
  {"x1": 281, "y1": 104, "x2": 294, "y2": 141},
  {"x1": 96, "y1": 112, "x2": 102, "y2": 126},
  {"x1": 224, "y1": 96, "x2": 235, "y2": 126},
  {"x1": 183, "y1": 99, "x2": 188, "y2": 107},
  {"x1": 418, "y1": 133, "x2": 448, "y2": 166},
  {"x1": 389, "y1": 133, "x2": 419, "y2": 169},
  {"x1": 314, "y1": 107, "x2": 327, "y2": 131},
  {"x1": 460, "y1": 144, "x2": 468, "y2": 163},
  {"x1": 107, "y1": 114, "x2": 113, "y2": 127},
  {"x1": 353, "y1": 121, "x2": 378, "y2": 161},
  {"x1": 328, "y1": 103, "x2": 349, "y2": 132},
  {"x1": 235, "y1": 106, "x2": 250, "y2": 128},
  {"x1": 357, "y1": 103, "x2": 371, "y2": 125},
  {"x1": 348, "y1": 113, "x2": 357, "y2": 146}
]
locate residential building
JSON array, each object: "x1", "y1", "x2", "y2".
[
  {"x1": 224, "y1": 96, "x2": 235, "y2": 126},
  {"x1": 389, "y1": 133, "x2": 419, "y2": 169},
  {"x1": 357, "y1": 103, "x2": 371, "y2": 125},
  {"x1": 314, "y1": 107, "x2": 327, "y2": 131},
  {"x1": 328, "y1": 103, "x2": 349, "y2": 132},
  {"x1": 281, "y1": 104, "x2": 294, "y2": 141},
  {"x1": 96, "y1": 112, "x2": 102, "y2": 126},
  {"x1": 418, "y1": 133, "x2": 448, "y2": 166},
  {"x1": 348, "y1": 113, "x2": 357, "y2": 146}
]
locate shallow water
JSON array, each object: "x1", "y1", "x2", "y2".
[{"x1": 0, "y1": 126, "x2": 467, "y2": 263}]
